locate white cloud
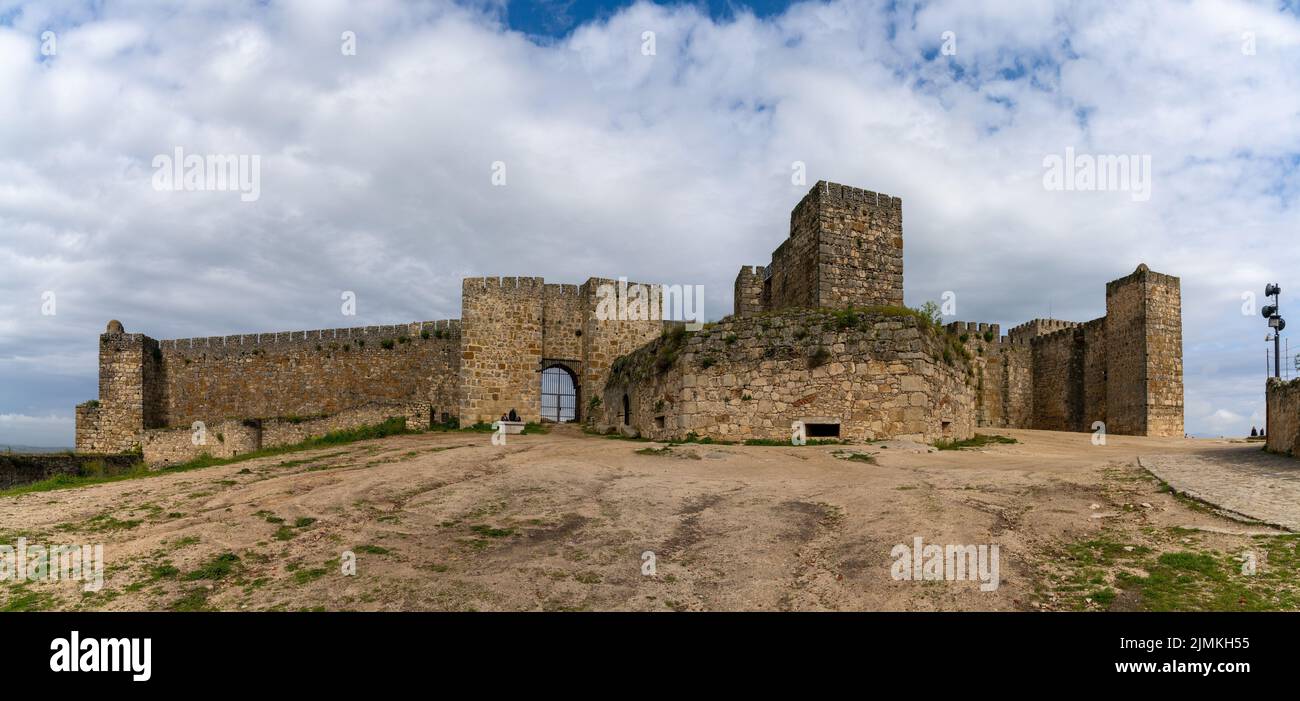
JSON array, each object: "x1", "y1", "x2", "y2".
[
  {"x1": 1, "y1": 0, "x2": 1298, "y2": 445},
  {"x1": 0, "y1": 412, "x2": 74, "y2": 448}
]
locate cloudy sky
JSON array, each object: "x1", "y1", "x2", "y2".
[{"x1": 2, "y1": 0, "x2": 1298, "y2": 446}]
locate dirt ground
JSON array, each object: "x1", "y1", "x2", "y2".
[{"x1": 2, "y1": 426, "x2": 1296, "y2": 611}]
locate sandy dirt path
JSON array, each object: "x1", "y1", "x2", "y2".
[{"x1": 1, "y1": 427, "x2": 1294, "y2": 611}]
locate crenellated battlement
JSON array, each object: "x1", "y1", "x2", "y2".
[
  {"x1": 462, "y1": 276, "x2": 547, "y2": 293},
  {"x1": 944, "y1": 321, "x2": 1002, "y2": 338},
  {"x1": 791, "y1": 180, "x2": 902, "y2": 224},
  {"x1": 1008, "y1": 318, "x2": 1080, "y2": 341},
  {"x1": 1105, "y1": 263, "x2": 1180, "y2": 296},
  {"x1": 544, "y1": 283, "x2": 581, "y2": 299},
  {"x1": 1029, "y1": 324, "x2": 1082, "y2": 346},
  {"x1": 158, "y1": 320, "x2": 461, "y2": 354}
]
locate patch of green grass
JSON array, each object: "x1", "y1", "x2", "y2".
[
  {"x1": 1054, "y1": 532, "x2": 1299, "y2": 611},
  {"x1": 273, "y1": 526, "x2": 296, "y2": 541},
  {"x1": 292, "y1": 567, "x2": 328, "y2": 585},
  {"x1": 293, "y1": 517, "x2": 317, "y2": 528},
  {"x1": 933, "y1": 434, "x2": 1018, "y2": 450},
  {"x1": 149, "y1": 563, "x2": 180, "y2": 580},
  {"x1": 184, "y1": 552, "x2": 241, "y2": 581},
  {"x1": 166, "y1": 535, "x2": 200, "y2": 550},
  {"x1": 469, "y1": 525, "x2": 515, "y2": 538},
  {"x1": 2, "y1": 587, "x2": 58, "y2": 611},
  {"x1": 55, "y1": 513, "x2": 142, "y2": 533},
  {"x1": 355, "y1": 544, "x2": 390, "y2": 555},
  {"x1": 169, "y1": 589, "x2": 210, "y2": 611}
]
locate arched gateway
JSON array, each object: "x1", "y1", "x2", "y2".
[{"x1": 540, "y1": 364, "x2": 579, "y2": 422}]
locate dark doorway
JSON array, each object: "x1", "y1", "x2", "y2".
[
  {"x1": 623, "y1": 394, "x2": 631, "y2": 425},
  {"x1": 541, "y1": 365, "x2": 578, "y2": 422},
  {"x1": 805, "y1": 422, "x2": 840, "y2": 438}
]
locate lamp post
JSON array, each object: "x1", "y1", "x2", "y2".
[{"x1": 1262, "y1": 283, "x2": 1284, "y2": 379}]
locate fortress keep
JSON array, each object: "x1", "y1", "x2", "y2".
[{"x1": 76, "y1": 181, "x2": 1183, "y2": 461}]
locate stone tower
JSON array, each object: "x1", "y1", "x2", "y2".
[
  {"x1": 75, "y1": 321, "x2": 165, "y2": 454},
  {"x1": 735, "y1": 181, "x2": 903, "y2": 316},
  {"x1": 1104, "y1": 264, "x2": 1184, "y2": 437}
]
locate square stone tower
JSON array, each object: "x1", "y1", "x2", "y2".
[
  {"x1": 735, "y1": 181, "x2": 903, "y2": 316},
  {"x1": 1104, "y1": 264, "x2": 1184, "y2": 437},
  {"x1": 75, "y1": 321, "x2": 165, "y2": 453}
]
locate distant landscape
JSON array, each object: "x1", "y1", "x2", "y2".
[{"x1": 0, "y1": 444, "x2": 72, "y2": 454}]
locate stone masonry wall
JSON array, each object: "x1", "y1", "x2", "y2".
[
  {"x1": 77, "y1": 320, "x2": 459, "y2": 454},
  {"x1": 733, "y1": 265, "x2": 767, "y2": 318},
  {"x1": 743, "y1": 181, "x2": 904, "y2": 316},
  {"x1": 1003, "y1": 343, "x2": 1033, "y2": 427},
  {"x1": 950, "y1": 267, "x2": 1179, "y2": 438},
  {"x1": 459, "y1": 277, "x2": 545, "y2": 425},
  {"x1": 578, "y1": 278, "x2": 666, "y2": 423},
  {"x1": 944, "y1": 322, "x2": 1035, "y2": 430},
  {"x1": 812, "y1": 182, "x2": 904, "y2": 309},
  {"x1": 1266, "y1": 378, "x2": 1300, "y2": 456},
  {"x1": 75, "y1": 330, "x2": 159, "y2": 453},
  {"x1": 159, "y1": 319, "x2": 460, "y2": 427},
  {"x1": 1143, "y1": 270, "x2": 1184, "y2": 437},
  {"x1": 542, "y1": 283, "x2": 584, "y2": 364},
  {"x1": 458, "y1": 276, "x2": 662, "y2": 426},
  {"x1": 1081, "y1": 317, "x2": 1108, "y2": 431},
  {"x1": 601, "y1": 310, "x2": 975, "y2": 443},
  {"x1": 1032, "y1": 327, "x2": 1085, "y2": 431},
  {"x1": 1105, "y1": 264, "x2": 1184, "y2": 437},
  {"x1": 142, "y1": 402, "x2": 412, "y2": 466},
  {"x1": 0, "y1": 453, "x2": 140, "y2": 490}
]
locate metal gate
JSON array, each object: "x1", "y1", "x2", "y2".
[{"x1": 541, "y1": 365, "x2": 577, "y2": 422}]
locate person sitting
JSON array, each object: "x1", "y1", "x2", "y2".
[{"x1": 507, "y1": 408, "x2": 519, "y2": 422}]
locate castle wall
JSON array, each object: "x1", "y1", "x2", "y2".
[
  {"x1": 1266, "y1": 378, "x2": 1300, "y2": 456},
  {"x1": 1003, "y1": 342, "x2": 1033, "y2": 427},
  {"x1": 1105, "y1": 265, "x2": 1183, "y2": 437},
  {"x1": 1081, "y1": 317, "x2": 1108, "y2": 431},
  {"x1": 766, "y1": 212, "x2": 819, "y2": 312},
  {"x1": 1032, "y1": 327, "x2": 1084, "y2": 431},
  {"x1": 1143, "y1": 271, "x2": 1184, "y2": 437},
  {"x1": 142, "y1": 402, "x2": 414, "y2": 466},
  {"x1": 0, "y1": 453, "x2": 140, "y2": 490},
  {"x1": 812, "y1": 182, "x2": 904, "y2": 309},
  {"x1": 459, "y1": 277, "x2": 545, "y2": 425},
  {"x1": 733, "y1": 265, "x2": 766, "y2": 318},
  {"x1": 158, "y1": 320, "x2": 459, "y2": 428},
  {"x1": 578, "y1": 278, "x2": 665, "y2": 422},
  {"x1": 601, "y1": 310, "x2": 975, "y2": 443},
  {"x1": 457, "y1": 276, "x2": 662, "y2": 425},
  {"x1": 758, "y1": 181, "x2": 904, "y2": 315},
  {"x1": 542, "y1": 283, "x2": 584, "y2": 363},
  {"x1": 945, "y1": 322, "x2": 1034, "y2": 430},
  {"x1": 948, "y1": 267, "x2": 1178, "y2": 439},
  {"x1": 76, "y1": 321, "x2": 459, "y2": 454},
  {"x1": 1008, "y1": 318, "x2": 1079, "y2": 343},
  {"x1": 75, "y1": 332, "x2": 162, "y2": 453}
]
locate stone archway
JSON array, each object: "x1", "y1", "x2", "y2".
[{"x1": 541, "y1": 364, "x2": 579, "y2": 422}]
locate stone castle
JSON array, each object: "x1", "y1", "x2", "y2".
[{"x1": 76, "y1": 181, "x2": 1184, "y2": 461}]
